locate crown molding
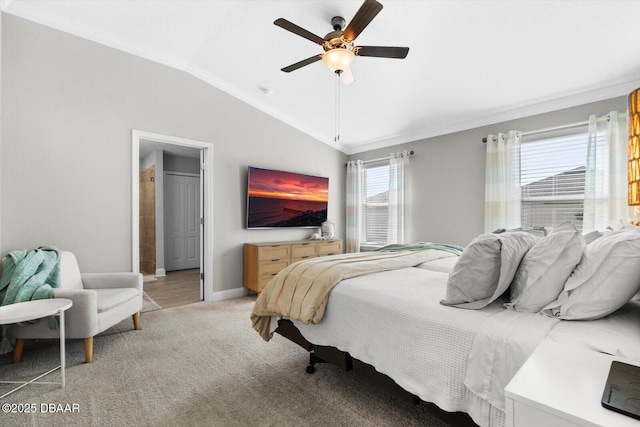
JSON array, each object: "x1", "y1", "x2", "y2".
[
  {"x1": 2, "y1": 2, "x2": 190, "y2": 71},
  {"x1": 184, "y1": 63, "x2": 346, "y2": 152},
  {"x1": 3, "y1": 1, "x2": 637, "y2": 157},
  {"x1": 345, "y1": 78, "x2": 640, "y2": 155},
  {"x1": 2, "y1": 1, "x2": 348, "y2": 153}
]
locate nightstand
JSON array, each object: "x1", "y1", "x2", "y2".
[{"x1": 504, "y1": 340, "x2": 640, "y2": 427}]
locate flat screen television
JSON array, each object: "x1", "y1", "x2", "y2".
[{"x1": 246, "y1": 166, "x2": 329, "y2": 228}]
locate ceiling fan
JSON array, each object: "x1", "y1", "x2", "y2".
[{"x1": 274, "y1": 0, "x2": 409, "y2": 84}]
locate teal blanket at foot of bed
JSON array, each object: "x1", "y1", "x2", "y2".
[{"x1": 375, "y1": 241, "x2": 464, "y2": 256}]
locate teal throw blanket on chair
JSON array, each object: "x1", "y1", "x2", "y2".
[
  {"x1": 0, "y1": 246, "x2": 61, "y2": 354},
  {"x1": 0, "y1": 246, "x2": 61, "y2": 306}
]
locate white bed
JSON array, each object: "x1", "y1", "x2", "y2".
[{"x1": 291, "y1": 256, "x2": 640, "y2": 427}]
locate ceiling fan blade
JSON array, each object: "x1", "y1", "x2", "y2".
[
  {"x1": 343, "y1": 0, "x2": 383, "y2": 42},
  {"x1": 274, "y1": 18, "x2": 325, "y2": 45},
  {"x1": 355, "y1": 46, "x2": 409, "y2": 59},
  {"x1": 281, "y1": 54, "x2": 323, "y2": 73}
]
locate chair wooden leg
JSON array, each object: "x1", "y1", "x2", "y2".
[
  {"x1": 12, "y1": 339, "x2": 24, "y2": 364},
  {"x1": 132, "y1": 312, "x2": 140, "y2": 330},
  {"x1": 84, "y1": 337, "x2": 93, "y2": 363}
]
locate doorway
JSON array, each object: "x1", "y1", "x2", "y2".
[{"x1": 131, "y1": 130, "x2": 214, "y2": 303}]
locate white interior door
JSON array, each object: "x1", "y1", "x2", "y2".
[
  {"x1": 199, "y1": 150, "x2": 204, "y2": 300},
  {"x1": 184, "y1": 176, "x2": 200, "y2": 269},
  {"x1": 165, "y1": 172, "x2": 200, "y2": 271}
]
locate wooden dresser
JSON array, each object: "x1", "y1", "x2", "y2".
[{"x1": 243, "y1": 239, "x2": 343, "y2": 294}]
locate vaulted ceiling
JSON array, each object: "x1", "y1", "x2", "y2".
[{"x1": 3, "y1": 0, "x2": 640, "y2": 154}]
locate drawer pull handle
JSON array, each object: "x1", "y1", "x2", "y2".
[
  {"x1": 302, "y1": 256, "x2": 309, "y2": 259},
  {"x1": 271, "y1": 258, "x2": 280, "y2": 261},
  {"x1": 328, "y1": 253, "x2": 335, "y2": 255},
  {"x1": 271, "y1": 273, "x2": 277, "y2": 276},
  {"x1": 271, "y1": 245, "x2": 280, "y2": 247},
  {"x1": 301, "y1": 243, "x2": 310, "y2": 245}
]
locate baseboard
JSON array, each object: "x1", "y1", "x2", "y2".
[
  {"x1": 155, "y1": 268, "x2": 166, "y2": 277},
  {"x1": 207, "y1": 287, "x2": 248, "y2": 302}
]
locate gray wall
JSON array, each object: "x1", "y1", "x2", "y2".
[
  {"x1": 1, "y1": 15, "x2": 347, "y2": 293},
  {"x1": 350, "y1": 96, "x2": 627, "y2": 247},
  {"x1": 164, "y1": 154, "x2": 200, "y2": 175},
  {"x1": 139, "y1": 151, "x2": 156, "y2": 172}
]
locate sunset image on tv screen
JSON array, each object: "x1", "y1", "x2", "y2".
[{"x1": 247, "y1": 167, "x2": 329, "y2": 228}]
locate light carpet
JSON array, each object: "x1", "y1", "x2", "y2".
[{"x1": 0, "y1": 297, "x2": 473, "y2": 427}]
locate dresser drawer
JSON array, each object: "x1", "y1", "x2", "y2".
[
  {"x1": 291, "y1": 243, "x2": 317, "y2": 259},
  {"x1": 258, "y1": 259, "x2": 289, "y2": 276},
  {"x1": 258, "y1": 259, "x2": 290, "y2": 291},
  {"x1": 319, "y1": 241, "x2": 342, "y2": 256},
  {"x1": 258, "y1": 245, "x2": 290, "y2": 261}
]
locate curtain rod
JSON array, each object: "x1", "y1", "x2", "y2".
[
  {"x1": 346, "y1": 150, "x2": 415, "y2": 166},
  {"x1": 481, "y1": 120, "x2": 588, "y2": 143},
  {"x1": 480, "y1": 112, "x2": 626, "y2": 143}
]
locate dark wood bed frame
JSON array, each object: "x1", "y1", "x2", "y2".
[{"x1": 275, "y1": 319, "x2": 478, "y2": 426}]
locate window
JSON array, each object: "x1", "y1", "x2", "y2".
[
  {"x1": 346, "y1": 150, "x2": 410, "y2": 252},
  {"x1": 520, "y1": 127, "x2": 600, "y2": 232},
  {"x1": 362, "y1": 162, "x2": 390, "y2": 246},
  {"x1": 485, "y1": 112, "x2": 628, "y2": 234}
]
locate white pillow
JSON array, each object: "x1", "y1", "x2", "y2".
[
  {"x1": 441, "y1": 231, "x2": 538, "y2": 309},
  {"x1": 541, "y1": 226, "x2": 640, "y2": 320},
  {"x1": 506, "y1": 222, "x2": 585, "y2": 313}
]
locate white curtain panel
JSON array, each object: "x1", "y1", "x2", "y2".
[
  {"x1": 388, "y1": 150, "x2": 410, "y2": 245},
  {"x1": 346, "y1": 160, "x2": 364, "y2": 252},
  {"x1": 583, "y1": 111, "x2": 631, "y2": 232},
  {"x1": 484, "y1": 131, "x2": 522, "y2": 234}
]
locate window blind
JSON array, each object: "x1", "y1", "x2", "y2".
[
  {"x1": 362, "y1": 162, "x2": 390, "y2": 245},
  {"x1": 520, "y1": 127, "x2": 602, "y2": 232}
]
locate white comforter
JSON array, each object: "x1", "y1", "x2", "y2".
[{"x1": 292, "y1": 256, "x2": 640, "y2": 427}]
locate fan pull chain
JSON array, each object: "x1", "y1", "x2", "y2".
[{"x1": 335, "y1": 71, "x2": 341, "y2": 142}]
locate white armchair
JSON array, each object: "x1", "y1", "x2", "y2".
[{"x1": 7, "y1": 251, "x2": 142, "y2": 363}]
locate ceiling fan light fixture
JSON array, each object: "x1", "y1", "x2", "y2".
[
  {"x1": 322, "y1": 48, "x2": 355, "y2": 73},
  {"x1": 340, "y1": 67, "x2": 354, "y2": 84}
]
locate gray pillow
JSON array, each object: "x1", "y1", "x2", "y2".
[
  {"x1": 541, "y1": 225, "x2": 640, "y2": 320},
  {"x1": 506, "y1": 222, "x2": 585, "y2": 313},
  {"x1": 441, "y1": 231, "x2": 538, "y2": 309}
]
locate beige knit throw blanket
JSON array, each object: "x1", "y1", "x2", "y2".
[{"x1": 251, "y1": 249, "x2": 456, "y2": 341}]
